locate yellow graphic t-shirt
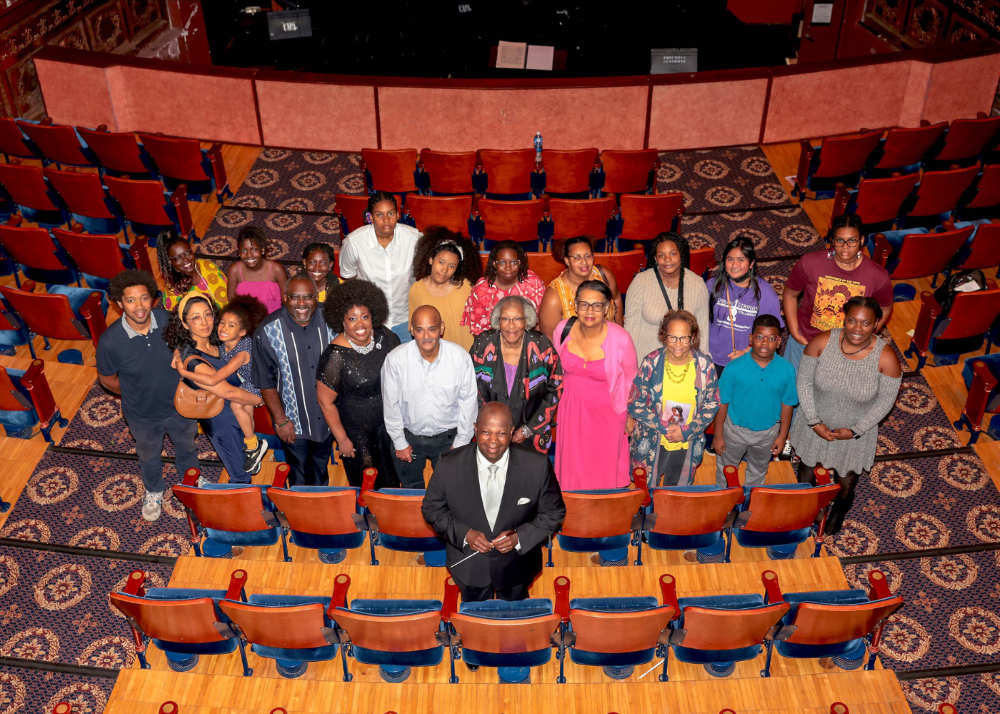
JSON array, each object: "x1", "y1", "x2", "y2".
[
  {"x1": 810, "y1": 276, "x2": 865, "y2": 333},
  {"x1": 660, "y1": 357, "x2": 696, "y2": 451}
]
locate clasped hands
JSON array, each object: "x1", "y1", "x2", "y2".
[
  {"x1": 811, "y1": 423, "x2": 854, "y2": 442},
  {"x1": 466, "y1": 529, "x2": 518, "y2": 554}
]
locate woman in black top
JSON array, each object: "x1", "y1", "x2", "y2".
[{"x1": 317, "y1": 280, "x2": 401, "y2": 489}]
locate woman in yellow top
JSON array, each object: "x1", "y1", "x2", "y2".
[
  {"x1": 538, "y1": 236, "x2": 623, "y2": 340},
  {"x1": 156, "y1": 233, "x2": 228, "y2": 311},
  {"x1": 301, "y1": 242, "x2": 342, "y2": 302},
  {"x1": 407, "y1": 227, "x2": 481, "y2": 350}
]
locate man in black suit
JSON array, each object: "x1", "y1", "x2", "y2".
[{"x1": 422, "y1": 402, "x2": 566, "y2": 601}]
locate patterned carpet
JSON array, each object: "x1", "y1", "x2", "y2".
[
  {"x1": 0, "y1": 665, "x2": 115, "y2": 714},
  {"x1": 0, "y1": 545, "x2": 173, "y2": 669},
  {"x1": 233, "y1": 149, "x2": 365, "y2": 212},
  {"x1": 901, "y1": 672, "x2": 1000, "y2": 712},
  {"x1": 680, "y1": 205, "x2": 820, "y2": 262},
  {"x1": 0, "y1": 452, "x2": 222, "y2": 556},
  {"x1": 60, "y1": 383, "x2": 218, "y2": 462},
  {"x1": 200, "y1": 205, "x2": 343, "y2": 259},
  {"x1": 877, "y1": 373, "x2": 964, "y2": 456},
  {"x1": 658, "y1": 145, "x2": 795, "y2": 213}
]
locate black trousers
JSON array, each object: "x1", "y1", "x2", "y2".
[
  {"x1": 392, "y1": 428, "x2": 457, "y2": 488},
  {"x1": 455, "y1": 579, "x2": 530, "y2": 602},
  {"x1": 656, "y1": 445, "x2": 688, "y2": 487},
  {"x1": 283, "y1": 434, "x2": 333, "y2": 486},
  {"x1": 796, "y1": 461, "x2": 862, "y2": 535}
]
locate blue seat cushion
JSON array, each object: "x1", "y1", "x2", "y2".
[
  {"x1": 569, "y1": 597, "x2": 658, "y2": 613},
  {"x1": 459, "y1": 598, "x2": 553, "y2": 619},
  {"x1": 557, "y1": 533, "x2": 631, "y2": 552},
  {"x1": 153, "y1": 638, "x2": 239, "y2": 656},
  {"x1": 145, "y1": 587, "x2": 228, "y2": 601},
  {"x1": 567, "y1": 488, "x2": 632, "y2": 495},
  {"x1": 47, "y1": 284, "x2": 109, "y2": 321},
  {"x1": 205, "y1": 527, "x2": 279, "y2": 547},
  {"x1": 243, "y1": 594, "x2": 338, "y2": 662},
  {"x1": 646, "y1": 531, "x2": 722, "y2": 551},
  {"x1": 290, "y1": 530, "x2": 365, "y2": 550},
  {"x1": 461, "y1": 648, "x2": 552, "y2": 668},
  {"x1": 773, "y1": 588, "x2": 871, "y2": 659},
  {"x1": 351, "y1": 645, "x2": 443, "y2": 667},
  {"x1": 379, "y1": 488, "x2": 425, "y2": 496},
  {"x1": 0, "y1": 368, "x2": 37, "y2": 427},
  {"x1": 734, "y1": 527, "x2": 811, "y2": 548},
  {"x1": 347, "y1": 599, "x2": 442, "y2": 616},
  {"x1": 378, "y1": 533, "x2": 444, "y2": 553},
  {"x1": 569, "y1": 648, "x2": 656, "y2": 667},
  {"x1": 290, "y1": 486, "x2": 358, "y2": 495},
  {"x1": 672, "y1": 643, "x2": 761, "y2": 665}
]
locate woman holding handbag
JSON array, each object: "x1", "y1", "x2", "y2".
[{"x1": 162, "y1": 293, "x2": 263, "y2": 485}]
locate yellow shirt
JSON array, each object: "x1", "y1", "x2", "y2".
[
  {"x1": 408, "y1": 279, "x2": 474, "y2": 350},
  {"x1": 661, "y1": 357, "x2": 696, "y2": 451}
]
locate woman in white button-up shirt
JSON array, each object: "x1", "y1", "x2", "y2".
[{"x1": 339, "y1": 191, "x2": 422, "y2": 343}]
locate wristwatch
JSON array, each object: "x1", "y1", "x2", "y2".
[{"x1": 850, "y1": 430, "x2": 861, "y2": 439}]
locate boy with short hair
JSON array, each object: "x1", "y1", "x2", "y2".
[{"x1": 714, "y1": 314, "x2": 798, "y2": 487}]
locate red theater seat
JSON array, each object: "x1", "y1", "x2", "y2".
[
  {"x1": 0, "y1": 162, "x2": 68, "y2": 228},
  {"x1": 792, "y1": 130, "x2": 882, "y2": 199},
  {"x1": 831, "y1": 174, "x2": 919, "y2": 233},
  {"x1": 548, "y1": 197, "x2": 616, "y2": 252},
  {"x1": 104, "y1": 176, "x2": 195, "y2": 243},
  {"x1": 402, "y1": 194, "x2": 472, "y2": 237},
  {"x1": 0, "y1": 118, "x2": 40, "y2": 162},
  {"x1": 0, "y1": 360, "x2": 66, "y2": 443},
  {"x1": 0, "y1": 285, "x2": 107, "y2": 360},
  {"x1": 137, "y1": 133, "x2": 231, "y2": 202},
  {"x1": 950, "y1": 222, "x2": 1000, "y2": 274},
  {"x1": 0, "y1": 220, "x2": 77, "y2": 288},
  {"x1": 958, "y1": 164, "x2": 1000, "y2": 219},
  {"x1": 617, "y1": 193, "x2": 684, "y2": 253},
  {"x1": 906, "y1": 283, "x2": 1000, "y2": 369},
  {"x1": 478, "y1": 148, "x2": 537, "y2": 198},
  {"x1": 478, "y1": 198, "x2": 545, "y2": 251},
  {"x1": 873, "y1": 225, "x2": 973, "y2": 297},
  {"x1": 542, "y1": 148, "x2": 599, "y2": 197},
  {"x1": 77, "y1": 126, "x2": 154, "y2": 178},
  {"x1": 925, "y1": 113, "x2": 1000, "y2": 169},
  {"x1": 419, "y1": 149, "x2": 478, "y2": 195},
  {"x1": 899, "y1": 164, "x2": 980, "y2": 227},
  {"x1": 599, "y1": 149, "x2": 659, "y2": 197},
  {"x1": 334, "y1": 194, "x2": 370, "y2": 237},
  {"x1": 866, "y1": 121, "x2": 947, "y2": 176},
  {"x1": 44, "y1": 167, "x2": 126, "y2": 236},
  {"x1": 16, "y1": 120, "x2": 96, "y2": 169},
  {"x1": 54, "y1": 228, "x2": 144, "y2": 283},
  {"x1": 361, "y1": 148, "x2": 419, "y2": 196}
]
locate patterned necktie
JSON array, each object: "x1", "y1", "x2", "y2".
[{"x1": 484, "y1": 464, "x2": 502, "y2": 531}]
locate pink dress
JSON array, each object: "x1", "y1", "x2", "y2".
[
  {"x1": 555, "y1": 348, "x2": 631, "y2": 490},
  {"x1": 234, "y1": 262, "x2": 283, "y2": 314}
]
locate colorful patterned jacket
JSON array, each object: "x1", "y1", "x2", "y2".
[{"x1": 627, "y1": 347, "x2": 719, "y2": 486}]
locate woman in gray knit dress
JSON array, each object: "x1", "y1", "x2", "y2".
[{"x1": 789, "y1": 296, "x2": 902, "y2": 534}]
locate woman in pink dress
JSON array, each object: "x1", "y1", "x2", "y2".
[{"x1": 552, "y1": 280, "x2": 638, "y2": 491}]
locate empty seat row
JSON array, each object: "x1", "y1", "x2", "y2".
[
  {"x1": 0, "y1": 281, "x2": 108, "y2": 362},
  {"x1": 110, "y1": 565, "x2": 903, "y2": 684},
  {"x1": 0, "y1": 360, "x2": 67, "y2": 442}
]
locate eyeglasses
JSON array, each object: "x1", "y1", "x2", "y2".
[
  {"x1": 833, "y1": 237, "x2": 860, "y2": 247},
  {"x1": 498, "y1": 317, "x2": 526, "y2": 325},
  {"x1": 568, "y1": 253, "x2": 594, "y2": 263},
  {"x1": 168, "y1": 250, "x2": 194, "y2": 264},
  {"x1": 664, "y1": 335, "x2": 692, "y2": 344},
  {"x1": 495, "y1": 259, "x2": 521, "y2": 268},
  {"x1": 575, "y1": 300, "x2": 606, "y2": 313},
  {"x1": 752, "y1": 334, "x2": 779, "y2": 343}
]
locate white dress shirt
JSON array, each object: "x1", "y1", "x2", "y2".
[
  {"x1": 339, "y1": 222, "x2": 421, "y2": 328},
  {"x1": 472, "y1": 446, "x2": 520, "y2": 550},
  {"x1": 381, "y1": 339, "x2": 477, "y2": 450}
]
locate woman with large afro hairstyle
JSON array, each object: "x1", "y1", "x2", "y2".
[{"x1": 408, "y1": 226, "x2": 481, "y2": 349}]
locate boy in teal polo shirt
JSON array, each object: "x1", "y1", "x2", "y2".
[{"x1": 714, "y1": 314, "x2": 798, "y2": 487}]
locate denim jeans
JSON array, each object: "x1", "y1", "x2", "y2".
[
  {"x1": 129, "y1": 413, "x2": 199, "y2": 493},
  {"x1": 390, "y1": 322, "x2": 413, "y2": 344}
]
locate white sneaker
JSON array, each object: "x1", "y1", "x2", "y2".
[
  {"x1": 781, "y1": 439, "x2": 792, "y2": 457},
  {"x1": 196, "y1": 476, "x2": 209, "y2": 488},
  {"x1": 142, "y1": 491, "x2": 163, "y2": 521}
]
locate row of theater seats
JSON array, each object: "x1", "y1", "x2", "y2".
[
  {"x1": 110, "y1": 565, "x2": 903, "y2": 684},
  {"x1": 171, "y1": 463, "x2": 839, "y2": 565}
]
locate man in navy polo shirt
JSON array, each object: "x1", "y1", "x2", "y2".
[
  {"x1": 713, "y1": 313, "x2": 798, "y2": 487},
  {"x1": 96, "y1": 270, "x2": 199, "y2": 521}
]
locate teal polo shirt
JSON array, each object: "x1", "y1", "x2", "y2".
[{"x1": 718, "y1": 352, "x2": 798, "y2": 432}]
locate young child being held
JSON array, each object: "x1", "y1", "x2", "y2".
[{"x1": 174, "y1": 295, "x2": 271, "y2": 475}]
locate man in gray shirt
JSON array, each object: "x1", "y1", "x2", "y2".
[{"x1": 381, "y1": 305, "x2": 477, "y2": 488}]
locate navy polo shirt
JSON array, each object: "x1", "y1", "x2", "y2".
[{"x1": 718, "y1": 352, "x2": 798, "y2": 432}]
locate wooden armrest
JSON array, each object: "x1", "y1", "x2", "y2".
[
  {"x1": 170, "y1": 185, "x2": 195, "y2": 240},
  {"x1": 912, "y1": 291, "x2": 943, "y2": 354},
  {"x1": 831, "y1": 183, "x2": 850, "y2": 220},
  {"x1": 761, "y1": 570, "x2": 783, "y2": 604},
  {"x1": 79, "y1": 292, "x2": 106, "y2": 347},
  {"x1": 271, "y1": 463, "x2": 290, "y2": 489},
  {"x1": 872, "y1": 233, "x2": 891, "y2": 268},
  {"x1": 795, "y1": 139, "x2": 814, "y2": 190},
  {"x1": 21, "y1": 359, "x2": 58, "y2": 425},
  {"x1": 128, "y1": 237, "x2": 154, "y2": 274}
]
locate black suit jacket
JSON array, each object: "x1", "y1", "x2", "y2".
[{"x1": 421, "y1": 443, "x2": 566, "y2": 590}]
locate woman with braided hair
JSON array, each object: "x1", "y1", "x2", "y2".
[{"x1": 156, "y1": 232, "x2": 228, "y2": 311}]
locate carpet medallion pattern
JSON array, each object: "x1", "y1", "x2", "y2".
[{"x1": 0, "y1": 665, "x2": 114, "y2": 714}]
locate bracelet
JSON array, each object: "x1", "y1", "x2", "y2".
[
  {"x1": 520, "y1": 425, "x2": 532, "y2": 438},
  {"x1": 275, "y1": 418, "x2": 290, "y2": 429}
]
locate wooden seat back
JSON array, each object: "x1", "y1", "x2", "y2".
[
  {"x1": 0, "y1": 224, "x2": 68, "y2": 272},
  {"x1": 872, "y1": 122, "x2": 947, "y2": 170},
  {"x1": 0, "y1": 163, "x2": 61, "y2": 211},
  {"x1": 267, "y1": 488, "x2": 359, "y2": 536},
  {"x1": 689, "y1": 247, "x2": 717, "y2": 279},
  {"x1": 0, "y1": 118, "x2": 37, "y2": 160},
  {"x1": 450, "y1": 613, "x2": 560, "y2": 654},
  {"x1": 404, "y1": 194, "x2": 472, "y2": 236},
  {"x1": 965, "y1": 164, "x2": 1000, "y2": 209},
  {"x1": 333, "y1": 608, "x2": 442, "y2": 652},
  {"x1": 936, "y1": 286, "x2": 1000, "y2": 341},
  {"x1": 784, "y1": 597, "x2": 904, "y2": 645},
  {"x1": 549, "y1": 197, "x2": 616, "y2": 241},
  {"x1": 172, "y1": 485, "x2": 272, "y2": 533},
  {"x1": 600, "y1": 149, "x2": 658, "y2": 194},
  {"x1": 333, "y1": 193, "x2": 369, "y2": 236},
  {"x1": 78, "y1": 126, "x2": 148, "y2": 174},
  {"x1": 620, "y1": 193, "x2": 684, "y2": 243},
  {"x1": 0, "y1": 366, "x2": 31, "y2": 413},
  {"x1": 848, "y1": 174, "x2": 919, "y2": 226},
  {"x1": 812, "y1": 131, "x2": 882, "y2": 178},
  {"x1": 479, "y1": 249, "x2": 645, "y2": 292},
  {"x1": 219, "y1": 600, "x2": 330, "y2": 649},
  {"x1": 679, "y1": 602, "x2": 789, "y2": 650},
  {"x1": 543, "y1": 149, "x2": 599, "y2": 194},
  {"x1": 908, "y1": 164, "x2": 981, "y2": 217},
  {"x1": 569, "y1": 606, "x2": 673, "y2": 653},
  {"x1": 364, "y1": 490, "x2": 436, "y2": 538},
  {"x1": 103, "y1": 176, "x2": 171, "y2": 225},
  {"x1": 137, "y1": 133, "x2": 206, "y2": 181},
  {"x1": 0, "y1": 286, "x2": 101, "y2": 343},
  {"x1": 883, "y1": 226, "x2": 973, "y2": 280},
  {"x1": 955, "y1": 222, "x2": 1000, "y2": 271},
  {"x1": 479, "y1": 149, "x2": 536, "y2": 195},
  {"x1": 17, "y1": 121, "x2": 92, "y2": 167},
  {"x1": 741, "y1": 485, "x2": 840, "y2": 532},
  {"x1": 361, "y1": 149, "x2": 418, "y2": 194},
  {"x1": 561, "y1": 489, "x2": 645, "y2": 538},
  {"x1": 936, "y1": 115, "x2": 1000, "y2": 163},
  {"x1": 650, "y1": 488, "x2": 743, "y2": 535},
  {"x1": 110, "y1": 593, "x2": 229, "y2": 644},
  {"x1": 479, "y1": 199, "x2": 544, "y2": 243},
  {"x1": 419, "y1": 149, "x2": 477, "y2": 194},
  {"x1": 53, "y1": 229, "x2": 129, "y2": 279},
  {"x1": 44, "y1": 168, "x2": 116, "y2": 219}
]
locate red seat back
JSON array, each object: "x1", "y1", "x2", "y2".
[
  {"x1": 0, "y1": 118, "x2": 36, "y2": 160},
  {"x1": 404, "y1": 195, "x2": 472, "y2": 236},
  {"x1": 363, "y1": 491, "x2": 436, "y2": 538},
  {"x1": 479, "y1": 149, "x2": 536, "y2": 195},
  {"x1": 44, "y1": 168, "x2": 115, "y2": 219},
  {"x1": 785, "y1": 597, "x2": 905, "y2": 646},
  {"x1": 679, "y1": 602, "x2": 789, "y2": 650},
  {"x1": 955, "y1": 222, "x2": 1000, "y2": 272},
  {"x1": 219, "y1": 600, "x2": 330, "y2": 649},
  {"x1": 361, "y1": 149, "x2": 418, "y2": 194},
  {"x1": 0, "y1": 224, "x2": 67, "y2": 272},
  {"x1": 17, "y1": 121, "x2": 91, "y2": 167},
  {"x1": 0, "y1": 287, "x2": 93, "y2": 341},
  {"x1": 333, "y1": 608, "x2": 442, "y2": 653},
  {"x1": 873, "y1": 123, "x2": 947, "y2": 171},
  {"x1": 53, "y1": 229, "x2": 129, "y2": 279},
  {"x1": 0, "y1": 366, "x2": 31, "y2": 413},
  {"x1": 596, "y1": 250, "x2": 646, "y2": 294},
  {"x1": 334, "y1": 194, "x2": 370, "y2": 236},
  {"x1": 620, "y1": 193, "x2": 685, "y2": 243},
  {"x1": 478, "y1": 199, "x2": 544, "y2": 243},
  {"x1": 103, "y1": 176, "x2": 171, "y2": 226},
  {"x1": 549, "y1": 197, "x2": 616, "y2": 241},
  {"x1": 419, "y1": 150, "x2": 477, "y2": 194},
  {"x1": 0, "y1": 163, "x2": 60, "y2": 211},
  {"x1": 171, "y1": 485, "x2": 272, "y2": 533},
  {"x1": 543, "y1": 149, "x2": 599, "y2": 195},
  {"x1": 600, "y1": 149, "x2": 659, "y2": 195},
  {"x1": 450, "y1": 613, "x2": 561, "y2": 653},
  {"x1": 887, "y1": 226, "x2": 973, "y2": 280},
  {"x1": 569, "y1": 606, "x2": 674, "y2": 654},
  {"x1": 850, "y1": 174, "x2": 919, "y2": 226},
  {"x1": 77, "y1": 127, "x2": 148, "y2": 175},
  {"x1": 936, "y1": 115, "x2": 1000, "y2": 163},
  {"x1": 937, "y1": 286, "x2": 1000, "y2": 341},
  {"x1": 561, "y1": 489, "x2": 645, "y2": 538},
  {"x1": 110, "y1": 593, "x2": 229, "y2": 644},
  {"x1": 267, "y1": 488, "x2": 359, "y2": 536},
  {"x1": 650, "y1": 488, "x2": 744, "y2": 535},
  {"x1": 137, "y1": 133, "x2": 206, "y2": 181},
  {"x1": 908, "y1": 165, "x2": 981, "y2": 218},
  {"x1": 965, "y1": 164, "x2": 1000, "y2": 209},
  {"x1": 813, "y1": 131, "x2": 882, "y2": 179},
  {"x1": 742, "y1": 485, "x2": 840, "y2": 532},
  {"x1": 688, "y1": 247, "x2": 717, "y2": 279}
]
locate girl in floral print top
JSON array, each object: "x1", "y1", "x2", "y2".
[{"x1": 461, "y1": 240, "x2": 545, "y2": 336}]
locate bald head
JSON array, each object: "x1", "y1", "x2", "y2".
[
  {"x1": 478, "y1": 402, "x2": 513, "y2": 430},
  {"x1": 476, "y1": 402, "x2": 514, "y2": 462},
  {"x1": 411, "y1": 304, "x2": 442, "y2": 326},
  {"x1": 411, "y1": 304, "x2": 445, "y2": 360}
]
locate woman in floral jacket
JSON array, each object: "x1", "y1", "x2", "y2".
[{"x1": 627, "y1": 310, "x2": 720, "y2": 487}]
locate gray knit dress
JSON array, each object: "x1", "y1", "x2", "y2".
[{"x1": 789, "y1": 329, "x2": 902, "y2": 475}]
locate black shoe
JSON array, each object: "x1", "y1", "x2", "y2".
[{"x1": 243, "y1": 440, "x2": 269, "y2": 475}]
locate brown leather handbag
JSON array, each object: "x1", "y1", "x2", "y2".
[{"x1": 174, "y1": 354, "x2": 224, "y2": 419}]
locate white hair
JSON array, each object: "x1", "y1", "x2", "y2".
[{"x1": 490, "y1": 295, "x2": 538, "y2": 330}]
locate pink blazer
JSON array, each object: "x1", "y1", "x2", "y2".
[{"x1": 553, "y1": 319, "x2": 639, "y2": 415}]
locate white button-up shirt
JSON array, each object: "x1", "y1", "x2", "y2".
[
  {"x1": 381, "y1": 339, "x2": 477, "y2": 450},
  {"x1": 474, "y1": 446, "x2": 519, "y2": 549},
  {"x1": 339, "y1": 222, "x2": 421, "y2": 328}
]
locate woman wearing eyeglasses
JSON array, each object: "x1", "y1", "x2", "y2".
[
  {"x1": 469, "y1": 295, "x2": 563, "y2": 454},
  {"x1": 156, "y1": 232, "x2": 228, "y2": 311},
  {"x1": 539, "y1": 236, "x2": 623, "y2": 341},
  {"x1": 461, "y1": 240, "x2": 545, "y2": 337},
  {"x1": 627, "y1": 310, "x2": 720, "y2": 487},
  {"x1": 552, "y1": 280, "x2": 638, "y2": 490}
]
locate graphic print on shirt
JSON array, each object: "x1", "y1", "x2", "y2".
[{"x1": 811, "y1": 276, "x2": 866, "y2": 332}]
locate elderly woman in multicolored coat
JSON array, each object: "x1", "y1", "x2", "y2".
[
  {"x1": 627, "y1": 309, "x2": 720, "y2": 487},
  {"x1": 470, "y1": 295, "x2": 563, "y2": 453}
]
